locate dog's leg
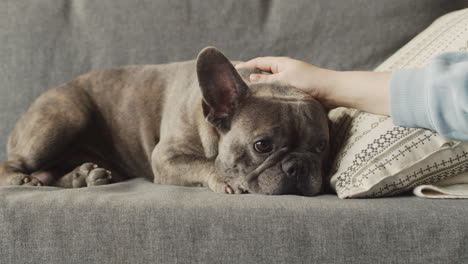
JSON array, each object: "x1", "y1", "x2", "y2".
[
  {"x1": 0, "y1": 83, "x2": 93, "y2": 186},
  {"x1": 152, "y1": 145, "x2": 247, "y2": 194}
]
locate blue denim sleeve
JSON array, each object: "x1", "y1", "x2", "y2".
[{"x1": 390, "y1": 52, "x2": 468, "y2": 141}]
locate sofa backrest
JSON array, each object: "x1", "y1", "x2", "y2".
[{"x1": 1, "y1": 0, "x2": 467, "y2": 161}]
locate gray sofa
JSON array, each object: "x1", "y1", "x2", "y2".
[{"x1": 1, "y1": 1, "x2": 468, "y2": 263}]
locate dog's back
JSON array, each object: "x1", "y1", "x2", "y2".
[{"x1": 0, "y1": 60, "x2": 202, "y2": 186}]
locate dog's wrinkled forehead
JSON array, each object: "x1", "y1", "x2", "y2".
[
  {"x1": 230, "y1": 70, "x2": 326, "y2": 137},
  {"x1": 232, "y1": 66, "x2": 327, "y2": 140}
]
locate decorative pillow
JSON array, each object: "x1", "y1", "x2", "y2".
[{"x1": 328, "y1": 8, "x2": 468, "y2": 198}]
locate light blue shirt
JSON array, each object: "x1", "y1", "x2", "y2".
[{"x1": 390, "y1": 52, "x2": 468, "y2": 141}]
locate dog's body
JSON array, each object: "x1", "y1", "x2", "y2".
[{"x1": 0, "y1": 47, "x2": 329, "y2": 196}]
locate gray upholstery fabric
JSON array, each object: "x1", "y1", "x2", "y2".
[
  {"x1": 1, "y1": 179, "x2": 468, "y2": 264},
  {"x1": 1, "y1": 0, "x2": 467, "y2": 162},
  {"x1": 2, "y1": 1, "x2": 468, "y2": 263}
]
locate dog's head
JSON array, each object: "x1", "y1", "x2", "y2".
[{"x1": 197, "y1": 47, "x2": 329, "y2": 196}]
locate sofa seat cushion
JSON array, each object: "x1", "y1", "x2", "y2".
[{"x1": 1, "y1": 178, "x2": 467, "y2": 263}]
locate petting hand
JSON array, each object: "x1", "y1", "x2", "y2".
[
  {"x1": 236, "y1": 56, "x2": 392, "y2": 115},
  {"x1": 235, "y1": 57, "x2": 338, "y2": 108}
]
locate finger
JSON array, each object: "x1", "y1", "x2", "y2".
[
  {"x1": 235, "y1": 57, "x2": 282, "y2": 73},
  {"x1": 236, "y1": 57, "x2": 280, "y2": 73},
  {"x1": 249, "y1": 73, "x2": 277, "y2": 83}
]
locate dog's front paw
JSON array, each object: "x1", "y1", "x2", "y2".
[
  {"x1": 207, "y1": 174, "x2": 248, "y2": 194},
  {"x1": 72, "y1": 163, "x2": 112, "y2": 188}
]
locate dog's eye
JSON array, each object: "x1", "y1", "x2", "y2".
[
  {"x1": 253, "y1": 140, "x2": 273, "y2": 153},
  {"x1": 315, "y1": 140, "x2": 327, "y2": 153}
]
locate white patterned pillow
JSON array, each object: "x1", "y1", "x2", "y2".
[{"x1": 328, "y1": 8, "x2": 468, "y2": 198}]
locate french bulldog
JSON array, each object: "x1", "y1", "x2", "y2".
[{"x1": 0, "y1": 47, "x2": 330, "y2": 196}]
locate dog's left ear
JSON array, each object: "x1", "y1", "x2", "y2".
[{"x1": 197, "y1": 47, "x2": 248, "y2": 131}]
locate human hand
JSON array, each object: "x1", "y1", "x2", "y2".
[
  {"x1": 235, "y1": 57, "x2": 338, "y2": 108},
  {"x1": 236, "y1": 56, "x2": 391, "y2": 115}
]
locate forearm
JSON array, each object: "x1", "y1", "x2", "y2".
[
  {"x1": 327, "y1": 52, "x2": 468, "y2": 141},
  {"x1": 326, "y1": 70, "x2": 392, "y2": 116}
]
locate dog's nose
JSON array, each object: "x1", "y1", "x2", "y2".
[{"x1": 281, "y1": 159, "x2": 305, "y2": 179}]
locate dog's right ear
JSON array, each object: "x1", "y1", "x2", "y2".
[{"x1": 197, "y1": 47, "x2": 248, "y2": 132}]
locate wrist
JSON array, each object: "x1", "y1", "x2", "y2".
[
  {"x1": 328, "y1": 71, "x2": 357, "y2": 108},
  {"x1": 317, "y1": 69, "x2": 342, "y2": 109},
  {"x1": 328, "y1": 71, "x2": 391, "y2": 115}
]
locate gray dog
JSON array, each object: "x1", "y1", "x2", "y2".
[{"x1": 0, "y1": 47, "x2": 329, "y2": 196}]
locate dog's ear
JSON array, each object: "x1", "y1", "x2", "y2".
[{"x1": 197, "y1": 47, "x2": 248, "y2": 131}]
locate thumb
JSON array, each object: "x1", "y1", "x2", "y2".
[{"x1": 249, "y1": 73, "x2": 277, "y2": 83}]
